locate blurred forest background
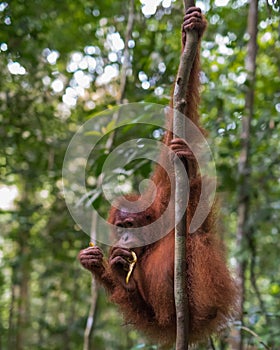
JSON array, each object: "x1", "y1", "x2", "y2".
[{"x1": 0, "y1": 0, "x2": 280, "y2": 349}]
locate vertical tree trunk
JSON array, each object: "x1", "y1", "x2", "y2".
[
  {"x1": 234, "y1": 1, "x2": 258, "y2": 349},
  {"x1": 15, "y1": 231, "x2": 31, "y2": 350},
  {"x1": 12, "y1": 185, "x2": 33, "y2": 350},
  {"x1": 173, "y1": 1, "x2": 197, "y2": 349},
  {"x1": 7, "y1": 271, "x2": 16, "y2": 349},
  {"x1": 83, "y1": 208, "x2": 99, "y2": 350}
]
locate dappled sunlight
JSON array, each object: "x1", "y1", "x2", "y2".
[
  {"x1": 7, "y1": 60, "x2": 26, "y2": 75},
  {"x1": 51, "y1": 79, "x2": 64, "y2": 93},
  {"x1": 215, "y1": 0, "x2": 230, "y2": 6},
  {"x1": 96, "y1": 65, "x2": 119, "y2": 85},
  {"x1": 67, "y1": 52, "x2": 97, "y2": 73},
  {"x1": 0, "y1": 42, "x2": 8, "y2": 51},
  {"x1": 140, "y1": 0, "x2": 173, "y2": 16},
  {"x1": 0, "y1": 185, "x2": 18, "y2": 210}
]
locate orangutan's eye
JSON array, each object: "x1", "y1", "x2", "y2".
[{"x1": 146, "y1": 215, "x2": 152, "y2": 221}]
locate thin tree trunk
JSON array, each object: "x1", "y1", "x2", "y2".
[
  {"x1": 173, "y1": 1, "x2": 197, "y2": 349},
  {"x1": 7, "y1": 271, "x2": 16, "y2": 349},
  {"x1": 83, "y1": 208, "x2": 99, "y2": 350},
  {"x1": 15, "y1": 233, "x2": 31, "y2": 350},
  {"x1": 234, "y1": 1, "x2": 258, "y2": 349},
  {"x1": 83, "y1": 1, "x2": 135, "y2": 349}
]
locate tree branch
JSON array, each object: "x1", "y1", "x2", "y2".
[{"x1": 173, "y1": 1, "x2": 198, "y2": 349}]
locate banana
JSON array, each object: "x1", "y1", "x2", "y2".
[{"x1": 125, "y1": 251, "x2": 137, "y2": 284}]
